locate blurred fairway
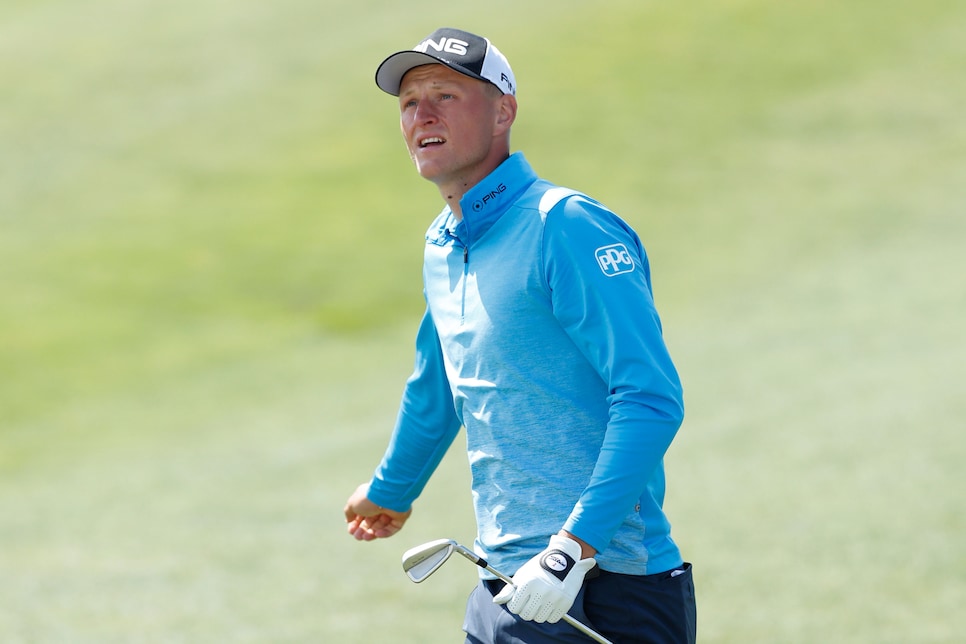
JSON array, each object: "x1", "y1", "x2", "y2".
[{"x1": 2, "y1": 0, "x2": 964, "y2": 641}]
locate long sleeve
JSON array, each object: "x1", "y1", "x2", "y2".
[
  {"x1": 542, "y1": 197, "x2": 685, "y2": 552},
  {"x1": 366, "y1": 306, "x2": 463, "y2": 512}
]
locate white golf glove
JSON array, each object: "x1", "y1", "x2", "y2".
[{"x1": 493, "y1": 534, "x2": 597, "y2": 623}]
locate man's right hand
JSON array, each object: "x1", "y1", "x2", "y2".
[{"x1": 343, "y1": 483, "x2": 412, "y2": 541}]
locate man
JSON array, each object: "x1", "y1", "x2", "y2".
[{"x1": 344, "y1": 27, "x2": 697, "y2": 643}]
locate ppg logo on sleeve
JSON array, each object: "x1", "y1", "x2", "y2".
[{"x1": 595, "y1": 243, "x2": 635, "y2": 276}]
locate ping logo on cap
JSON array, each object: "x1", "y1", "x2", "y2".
[
  {"x1": 414, "y1": 37, "x2": 469, "y2": 56},
  {"x1": 595, "y1": 243, "x2": 635, "y2": 276}
]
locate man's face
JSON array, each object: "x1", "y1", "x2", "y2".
[{"x1": 398, "y1": 64, "x2": 510, "y2": 189}]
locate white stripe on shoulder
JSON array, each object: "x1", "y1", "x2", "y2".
[{"x1": 538, "y1": 187, "x2": 580, "y2": 215}]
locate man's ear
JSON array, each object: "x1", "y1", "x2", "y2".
[{"x1": 495, "y1": 94, "x2": 518, "y2": 134}]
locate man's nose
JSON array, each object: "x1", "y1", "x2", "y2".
[{"x1": 413, "y1": 100, "x2": 438, "y2": 124}]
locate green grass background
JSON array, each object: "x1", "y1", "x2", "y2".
[{"x1": 2, "y1": 0, "x2": 964, "y2": 641}]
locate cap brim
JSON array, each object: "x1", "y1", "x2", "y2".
[{"x1": 375, "y1": 50, "x2": 487, "y2": 96}]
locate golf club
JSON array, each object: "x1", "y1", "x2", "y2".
[{"x1": 402, "y1": 538, "x2": 614, "y2": 644}]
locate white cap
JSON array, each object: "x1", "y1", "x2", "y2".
[{"x1": 375, "y1": 27, "x2": 516, "y2": 96}]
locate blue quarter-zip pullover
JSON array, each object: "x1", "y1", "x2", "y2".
[{"x1": 367, "y1": 152, "x2": 685, "y2": 577}]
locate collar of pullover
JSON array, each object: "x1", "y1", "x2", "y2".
[{"x1": 448, "y1": 152, "x2": 538, "y2": 247}]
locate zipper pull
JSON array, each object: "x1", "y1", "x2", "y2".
[{"x1": 463, "y1": 246, "x2": 469, "y2": 263}]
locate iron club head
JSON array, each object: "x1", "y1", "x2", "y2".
[{"x1": 401, "y1": 538, "x2": 457, "y2": 583}]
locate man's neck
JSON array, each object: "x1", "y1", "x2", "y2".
[
  {"x1": 434, "y1": 153, "x2": 511, "y2": 221},
  {"x1": 439, "y1": 183, "x2": 472, "y2": 220}
]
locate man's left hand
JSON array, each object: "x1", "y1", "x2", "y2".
[{"x1": 493, "y1": 534, "x2": 597, "y2": 623}]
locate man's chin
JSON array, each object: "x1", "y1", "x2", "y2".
[{"x1": 414, "y1": 161, "x2": 445, "y2": 183}]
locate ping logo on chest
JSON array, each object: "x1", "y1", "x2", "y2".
[{"x1": 595, "y1": 243, "x2": 635, "y2": 276}]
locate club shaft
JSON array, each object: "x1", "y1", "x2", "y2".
[{"x1": 455, "y1": 546, "x2": 615, "y2": 644}]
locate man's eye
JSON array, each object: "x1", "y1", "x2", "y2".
[{"x1": 440, "y1": 94, "x2": 454, "y2": 100}]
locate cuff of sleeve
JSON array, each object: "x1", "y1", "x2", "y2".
[{"x1": 365, "y1": 482, "x2": 413, "y2": 514}]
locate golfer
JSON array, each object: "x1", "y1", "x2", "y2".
[{"x1": 344, "y1": 27, "x2": 697, "y2": 643}]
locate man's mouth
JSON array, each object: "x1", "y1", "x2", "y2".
[{"x1": 418, "y1": 137, "x2": 446, "y2": 148}]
